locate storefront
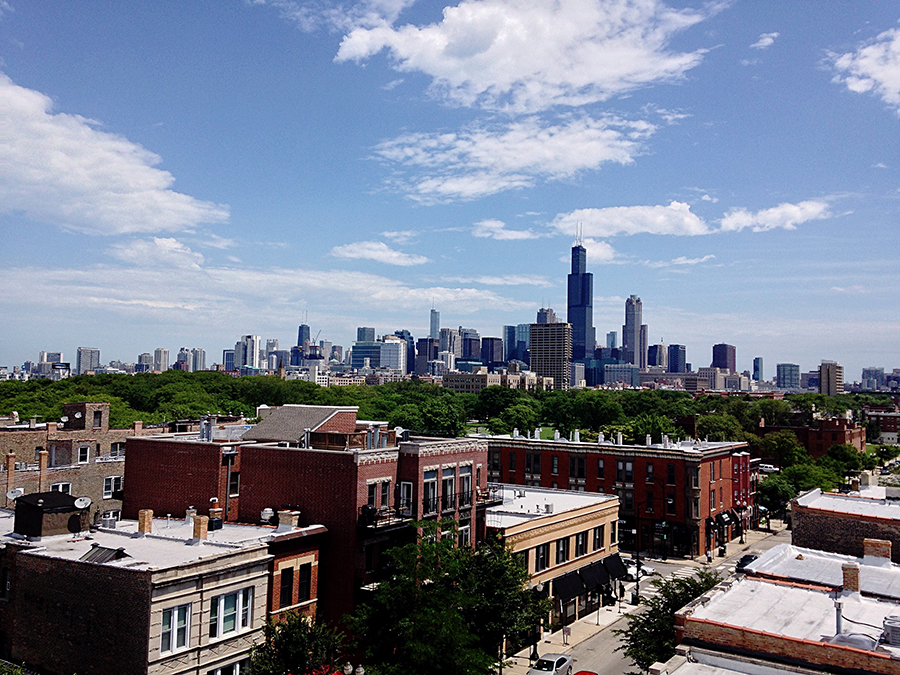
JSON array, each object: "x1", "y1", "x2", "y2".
[{"x1": 550, "y1": 553, "x2": 627, "y2": 627}]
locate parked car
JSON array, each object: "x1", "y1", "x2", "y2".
[
  {"x1": 574, "y1": 672, "x2": 599, "y2": 675},
  {"x1": 735, "y1": 553, "x2": 758, "y2": 573},
  {"x1": 527, "y1": 653, "x2": 573, "y2": 675},
  {"x1": 759, "y1": 464, "x2": 779, "y2": 473},
  {"x1": 623, "y1": 559, "x2": 656, "y2": 581}
]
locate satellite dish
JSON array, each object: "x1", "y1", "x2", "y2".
[
  {"x1": 6, "y1": 488, "x2": 24, "y2": 500},
  {"x1": 60, "y1": 416, "x2": 69, "y2": 422},
  {"x1": 74, "y1": 496, "x2": 92, "y2": 509},
  {"x1": 74, "y1": 412, "x2": 82, "y2": 419}
]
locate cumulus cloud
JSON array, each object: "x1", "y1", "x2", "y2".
[
  {"x1": 336, "y1": 0, "x2": 711, "y2": 113},
  {"x1": 0, "y1": 73, "x2": 229, "y2": 235},
  {"x1": 107, "y1": 238, "x2": 205, "y2": 268},
  {"x1": 646, "y1": 254, "x2": 715, "y2": 268},
  {"x1": 472, "y1": 219, "x2": 541, "y2": 240},
  {"x1": 582, "y1": 238, "x2": 618, "y2": 263},
  {"x1": 750, "y1": 32, "x2": 779, "y2": 50},
  {"x1": 381, "y1": 229, "x2": 416, "y2": 243},
  {"x1": 374, "y1": 115, "x2": 654, "y2": 202},
  {"x1": 553, "y1": 201, "x2": 711, "y2": 237},
  {"x1": 719, "y1": 200, "x2": 832, "y2": 232},
  {"x1": 443, "y1": 274, "x2": 552, "y2": 286},
  {"x1": 831, "y1": 26, "x2": 900, "y2": 114},
  {"x1": 330, "y1": 240, "x2": 429, "y2": 265}
]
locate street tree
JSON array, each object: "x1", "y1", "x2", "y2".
[{"x1": 248, "y1": 612, "x2": 344, "y2": 675}]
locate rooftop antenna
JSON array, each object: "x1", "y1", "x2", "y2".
[{"x1": 574, "y1": 222, "x2": 584, "y2": 247}]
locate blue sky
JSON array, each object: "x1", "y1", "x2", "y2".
[{"x1": 1, "y1": 1, "x2": 898, "y2": 380}]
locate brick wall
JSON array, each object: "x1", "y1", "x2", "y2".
[
  {"x1": 316, "y1": 411, "x2": 358, "y2": 434},
  {"x1": 792, "y1": 505, "x2": 900, "y2": 563}
]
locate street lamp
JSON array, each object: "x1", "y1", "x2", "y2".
[{"x1": 529, "y1": 581, "x2": 545, "y2": 663}]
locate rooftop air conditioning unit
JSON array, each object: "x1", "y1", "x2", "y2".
[
  {"x1": 884, "y1": 616, "x2": 900, "y2": 646},
  {"x1": 101, "y1": 517, "x2": 116, "y2": 529},
  {"x1": 544, "y1": 503, "x2": 554, "y2": 514}
]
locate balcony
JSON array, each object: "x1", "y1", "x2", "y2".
[
  {"x1": 358, "y1": 504, "x2": 413, "y2": 530},
  {"x1": 441, "y1": 492, "x2": 458, "y2": 512}
]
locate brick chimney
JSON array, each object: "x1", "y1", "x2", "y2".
[
  {"x1": 38, "y1": 450, "x2": 49, "y2": 492},
  {"x1": 842, "y1": 562, "x2": 860, "y2": 593},
  {"x1": 133, "y1": 421, "x2": 143, "y2": 433},
  {"x1": 863, "y1": 538, "x2": 892, "y2": 560},
  {"x1": 138, "y1": 509, "x2": 153, "y2": 535},
  {"x1": 192, "y1": 515, "x2": 209, "y2": 542},
  {"x1": 209, "y1": 507, "x2": 224, "y2": 520},
  {"x1": 276, "y1": 510, "x2": 301, "y2": 532}
]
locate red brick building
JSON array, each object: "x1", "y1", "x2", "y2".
[
  {"x1": 758, "y1": 417, "x2": 866, "y2": 458},
  {"x1": 124, "y1": 404, "x2": 498, "y2": 622},
  {"x1": 485, "y1": 434, "x2": 749, "y2": 558}
]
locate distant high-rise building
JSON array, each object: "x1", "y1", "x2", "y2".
[
  {"x1": 357, "y1": 327, "x2": 375, "y2": 342},
  {"x1": 39, "y1": 351, "x2": 63, "y2": 363},
  {"x1": 223, "y1": 349, "x2": 235, "y2": 372},
  {"x1": 76, "y1": 347, "x2": 100, "y2": 375},
  {"x1": 711, "y1": 343, "x2": 736, "y2": 373},
  {"x1": 647, "y1": 340, "x2": 667, "y2": 369},
  {"x1": 234, "y1": 335, "x2": 261, "y2": 369},
  {"x1": 819, "y1": 360, "x2": 844, "y2": 396},
  {"x1": 191, "y1": 348, "x2": 206, "y2": 372},
  {"x1": 393, "y1": 330, "x2": 415, "y2": 374},
  {"x1": 776, "y1": 363, "x2": 800, "y2": 389},
  {"x1": 430, "y1": 309, "x2": 440, "y2": 340},
  {"x1": 752, "y1": 357, "x2": 763, "y2": 382},
  {"x1": 439, "y1": 328, "x2": 461, "y2": 358},
  {"x1": 379, "y1": 336, "x2": 407, "y2": 373},
  {"x1": 415, "y1": 337, "x2": 439, "y2": 375},
  {"x1": 502, "y1": 325, "x2": 517, "y2": 362},
  {"x1": 266, "y1": 339, "x2": 279, "y2": 356},
  {"x1": 319, "y1": 340, "x2": 333, "y2": 362},
  {"x1": 176, "y1": 347, "x2": 192, "y2": 372},
  {"x1": 515, "y1": 323, "x2": 531, "y2": 365},
  {"x1": 529, "y1": 319, "x2": 572, "y2": 390},
  {"x1": 667, "y1": 344, "x2": 687, "y2": 373},
  {"x1": 622, "y1": 295, "x2": 647, "y2": 368},
  {"x1": 481, "y1": 338, "x2": 504, "y2": 368},
  {"x1": 137, "y1": 353, "x2": 152, "y2": 366},
  {"x1": 297, "y1": 325, "x2": 311, "y2": 349},
  {"x1": 606, "y1": 332, "x2": 617, "y2": 349},
  {"x1": 536, "y1": 307, "x2": 558, "y2": 324},
  {"x1": 153, "y1": 348, "x2": 169, "y2": 372},
  {"x1": 567, "y1": 240, "x2": 595, "y2": 360},
  {"x1": 331, "y1": 345, "x2": 343, "y2": 363},
  {"x1": 861, "y1": 367, "x2": 885, "y2": 389}
]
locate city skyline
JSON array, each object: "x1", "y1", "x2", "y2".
[{"x1": 1, "y1": 2, "x2": 898, "y2": 378}]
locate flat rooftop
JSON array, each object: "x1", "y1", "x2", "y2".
[
  {"x1": 486, "y1": 484, "x2": 617, "y2": 529},
  {"x1": 796, "y1": 487, "x2": 900, "y2": 521},
  {"x1": 747, "y1": 543, "x2": 900, "y2": 598},
  {"x1": 0, "y1": 510, "x2": 324, "y2": 571}
]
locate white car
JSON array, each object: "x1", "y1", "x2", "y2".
[
  {"x1": 759, "y1": 464, "x2": 779, "y2": 473},
  {"x1": 527, "y1": 654, "x2": 573, "y2": 675},
  {"x1": 623, "y1": 559, "x2": 656, "y2": 581}
]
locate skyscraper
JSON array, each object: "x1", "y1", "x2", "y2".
[
  {"x1": 153, "y1": 348, "x2": 169, "y2": 372},
  {"x1": 752, "y1": 357, "x2": 763, "y2": 382},
  {"x1": 529, "y1": 320, "x2": 572, "y2": 390},
  {"x1": 819, "y1": 360, "x2": 844, "y2": 396},
  {"x1": 776, "y1": 363, "x2": 800, "y2": 389},
  {"x1": 502, "y1": 325, "x2": 517, "y2": 362},
  {"x1": 430, "y1": 308, "x2": 440, "y2": 340},
  {"x1": 567, "y1": 240, "x2": 595, "y2": 360},
  {"x1": 357, "y1": 327, "x2": 375, "y2": 342},
  {"x1": 481, "y1": 337, "x2": 504, "y2": 368},
  {"x1": 536, "y1": 307, "x2": 558, "y2": 324},
  {"x1": 647, "y1": 340, "x2": 667, "y2": 369},
  {"x1": 622, "y1": 295, "x2": 647, "y2": 368},
  {"x1": 76, "y1": 347, "x2": 100, "y2": 375},
  {"x1": 176, "y1": 347, "x2": 192, "y2": 372},
  {"x1": 297, "y1": 325, "x2": 311, "y2": 350},
  {"x1": 234, "y1": 335, "x2": 261, "y2": 369},
  {"x1": 606, "y1": 332, "x2": 617, "y2": 349},
  {"x1": 711, "y1": 343, "x2": 736, "y2": 373},
  {"x1": 191, "y1": 348, "x2": 206, "y2": 372},
  {"x1": 393, "y1": 330, "x2": 415, "y2": 374},
  {"x1": 667, "y1": 344, "x2": 687, "y2": 373}
]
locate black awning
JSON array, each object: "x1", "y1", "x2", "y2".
[
  {"x1": 603, "y1": 552, "x2": 628, "y2": 580},
  {"x1": 579, "y1": 560, "x2": 610, "y2": 590},
  {"x1": 553, "y1": 571, "x2": 586, "y2": 601},
  {"x1": 715, "y1": 511, "x2": 732, "y2": 527}
]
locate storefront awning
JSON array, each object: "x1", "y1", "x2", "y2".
[
  {"x1": 603, "y1": 552, "x2": 628, "y2": 580},
  {"x1": 715, "y1": 511, "x2": 732, "y2": 527},
  {"x1": 579, "y1": 560, "x2": 610, "y2": 591},
  {"x1": 553, "y1": 571, "x2": 586, "y2": 601}
]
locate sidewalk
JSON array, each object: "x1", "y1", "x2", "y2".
[{"x1": 500, "y1": 522, "x2": 789, "y2": 674}]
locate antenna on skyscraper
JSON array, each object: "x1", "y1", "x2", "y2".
[{"x1": 574, "y1": 222, "x2": 584, "y2": 246}]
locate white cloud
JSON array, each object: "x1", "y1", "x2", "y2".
[
  {"x1": 381, "y1": 229, "x2": 416, "y2": 243},
  {"x1": 472, "y1": 219, "x2": 541, "y2": 240},
  {"x1": 582, "y1": 238, "x2": 618, "y2": 263},
  {"x1": 831, "y1": 26, "x2": 900, "y2": 115},
  {"x1": 375, "y1": 115, "x2": 654, "y2": 202},
  {"x1": 336, "y1": 0, "x2": 711, "y2": 113},
  {"x1": 0, "y1": 73, "x2": 229, "y2": 235},
  {"x1": 719, "y1": 200, "x2": 832, "y2": 232},
  {"x1": 553, "y1": 201, "x2": 711, "y2": 237},
  {"x1": 330, "y1": 240, "x2": 429, "y2": 265},
  {"x1": 442, "y1": 274, "x2": 552, "y2": 286},
  {"x1": 750, "y1": 32, "x2": 779, "y2": 50},
  {"x1": 646, "y1": 254, "x2": 715, "y2": 268},
  {"x1": 106, "y1": 238, "x2": 205, "y2": 268},
  {"x1": 250, "y1": 0, "x2": 415, "y2": 32}
]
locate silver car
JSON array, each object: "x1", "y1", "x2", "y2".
[{"x1": 527, "y1": 653, "x2": 573, "y2": 675}]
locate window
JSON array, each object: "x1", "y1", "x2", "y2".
[
  {"x1": 441, "y1": 468, "x2": 456, "y2": 511},
  {"x1": 646, "y1": 462, "x2": 654, "y2": 482},
  {"x1": 720, "y1": 487, "x2": 723, "y2": 508},
  {"x1": 610, "y1": 521, "x2": 617, "y2": 544},
  {"x1": 109, "y1": 442, "x2": 125, "y2": 458},
  {"x1": 526, "y1": 452, "x2": 541, "y2": 475},
  {"x1": 692, "y1": 497, "x2": 700, "y2": 518},
  {"x1": 209, "y1": 588, "x2": 253, "y2": 639},
  {"x1": 646, "y1": 490, "x2": 654, "y2": 513},
  {"x1": 551, "y1": 456, "x2": 559, "y2": 475},
  {"x1": 710, "y1": 489, "x2": 715, "y2": 512},
  {"x1": 667, "y1": 493, "x2": 676, "y2": 516},
  {"x1": 597, "y1": 458, "x2": 605, "y2": 479},
  {"x1": 161, "y1": 604, "x2": 190, "y2": 653},
  {"x1": 367, "y1": 483, "x2": 377, "y2": 507},
  {"x1": 399, "y1": 481, "x2": 413, "y2": 514},
  {"x1": 459, "y1": 466, "x2": 472, "y2": 507},
  {"x1": 103, "y1": 476, "x2": 123, "y2": 499},
  {"x1": 619, "y1": 488, "x2": 634, "y2": 511},
  {"x1": 555, "y1": 537, "x2": 569, "y2": 564},
  {"x1": 229, "y1": 472, "x2": 240, "y2": 496},
  {"x1": 535, "y1": 543, "x2": 550, "y2": 572},
  {"x1": 711, "y1": 463, "x2": 715, "y2": 481},
  {"x1": 458, "y1": 524, "x2": 471, "y2": 547},
  {"x1": 593, "y1": 525, "x2": 605, "y2": 551},
  {"x1": 509, "y1": 453, "x2": 516, "y2": 471},
  {"x1": 381, "y1": 481, "x2": 390, "y2": 507},
  {"x1": 616, "y1": 460, "x2": 633, "y2": 482},
  {"x1": 78, "y1": 446, "x2": 90, "y2": 464},
  {"x1": 517, "y1": 549, "x2": 529, "y2": 571},
  {"x1": 569, "y1": 456, "x2": 585, "y2": 479},
  {"x1": 575, "y1": 532, "x2": 587, "y2": 557},
  {"x1": 297, "y1": 563, "x2": 311, "y2": 603},
  {"x1": 667, "y1": 463, "x2": 676, "y2": 485},
  {"x1": 93, "y1": 410, "x2": 102, "y2": 428},
  {"x1": 691, "y1": 467, "x2": 700, "y2": 488},
  {"x1": 423, "y1": 471, "x2": 438, "y2": 514},
  {"x1": 279, "y1": 568, "x2": 294, "y2": 609},
  {"x1": 207, "y1": 659, "x2": 250, "y2": 675},
  {"x1": 50, "y1": 482, "x2": 71, "y2": 494},
  {"x1": 488, "y1": 450, "x2": 501, "y2": 471}
]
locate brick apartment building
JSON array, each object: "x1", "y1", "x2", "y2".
[
  {"x1": 867, "y1": 408, "x2": 900, "y2": 444},
  {"x1": 757, "y1": 416, "x2": 866, "y2": 458},
  {"x1": 123, "y1": 404, "x2": 499, "y2": 622},
  {"x1": 485, "y1": 434, "x2": 750, "y2": 558},
  {"x1": 0, "y1": 493, "x2": 324, "y2": 675},
  {"x1": 1, "y1": 402, "x2": 156, "y2": 520}
]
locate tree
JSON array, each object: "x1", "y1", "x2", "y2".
[
  {"x1": 497, "y1": 402, "x2": 539, "y2": 435},
  {"x1": 614, "y1": 569, "x2": 721, "y2": 673},
  {"x1": 248, "y1": 612, "x2": 344, "y2": 675},
  {"x1": 474, "y1": 386, "x2": 523, "y2": 421},
  {"x1": 695, "y1": 414, "x2": 744, "y2": 442},
  {"x1": 758, "y1": 430, "x2": 809, "y2": 468},
  {"x1": 757, "y1": 474, "x2": 796, "y2": 514},
  {"x1": 824, "y1": 443, "x2": 863, "y2": 477},
  {"x1": 781, "y1": 464, "x2": 841, "y2": 494},
  {"x1": 875, "y1": 444, "x2": 900, "y2": 465}
]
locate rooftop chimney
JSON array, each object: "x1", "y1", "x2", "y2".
[
  {"x1": 842, "y1": 561, "x2": 860, "y2": 593},
  {"x1": 850, "y1": 477, "x2": 860, "y2": 492},
  {"x1": 276, "y1": 510, "x2": 301, "y2": 532},
  {"x1": 192, "y1": 515, "x2": 209, "y2": 542},
  {"x1": 137, "y1": 509, "x2": 153, "y2": 535}
]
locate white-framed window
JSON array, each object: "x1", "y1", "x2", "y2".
[
  {"x1": 458, "y1": 524, "x2": 471, "y2": 547},
  {"x1": 161, "y1": 603, "x2": 190, "y2": 653},
  {"x1": 103, "y1": 476, "x2": 123, "y2": 499},
  {"x1": 78, "y1": 446, "x2": 90, "y2": 464},
  {"x1": 109, "y1": 442, "x2": 126, "y2": 458},
  {"x1": 207, "y1": 659, "x2": 250, "y2": 675},
  {"x1": 209, "y1": 588, "x2": 253, "y2": 639},
  {"x1": 50, "y1": 482, "x2": 72, "y2": 494}
]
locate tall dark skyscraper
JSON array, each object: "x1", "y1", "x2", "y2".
[
  {"x1": 567, "y1": 238, "x2": 594, "y2": 360},
  {"x1": 711, "y1": 343, "x2": 736, "y2": 373},
  {"x1": 297, "y1": 324, "x2": 311, "y2": 348},
  {"x1": 622, "y1": 295, "x2": 647, "y2": 368},
  {"x1": 667, "y1": 344, "x2": 687, "y2": 373}
]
